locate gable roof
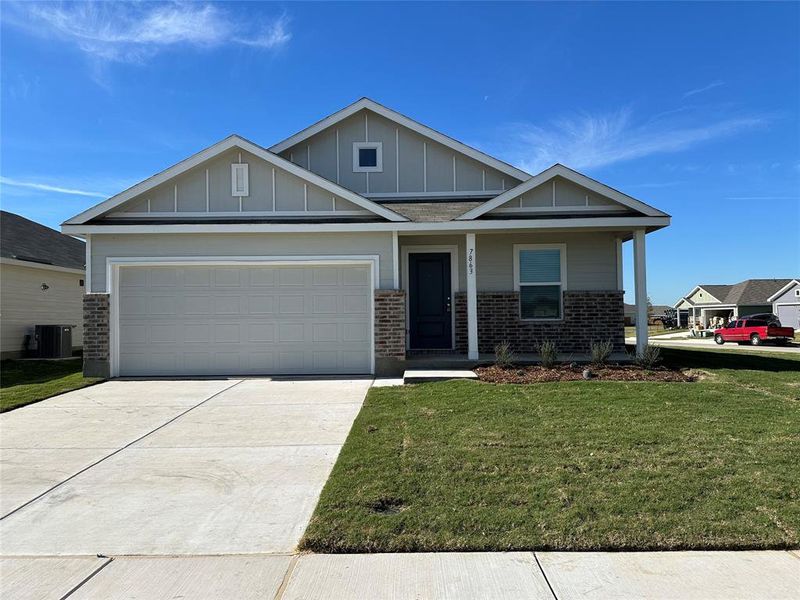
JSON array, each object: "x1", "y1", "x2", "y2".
[
  {"x1": 64, "y1": 135, "x2": 408, "y2": 225},
  {"x1": 677, "y1": 280, "x2": 793, "y2": 307},
  {"x1": 269, "y1": 97, "x2": 531, "y2": 182},
  {"x1": 768, "y1": 279, "x2": 800, "y2": 302},
  {"x1": 457, "y1": 164, "x2": 669, "y2": 220},
  {"x1": 1, "y1": 211, "x2": 84, "y2": 270}
]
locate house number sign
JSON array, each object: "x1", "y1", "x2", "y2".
[{"x1": 468, "y1": 248, "x2": 475, "y2": 276}]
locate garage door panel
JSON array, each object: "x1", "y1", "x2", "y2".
[{"x1": 118, "y1": 265, "x2": 372, "y2": 376}]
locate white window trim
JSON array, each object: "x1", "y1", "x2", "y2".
[
  {"x1": 353, "y1": 142, "x2": 383, "y2": 173},
  {"x1": 512, "y1": 243, "x2": 567, "y2": 322}
]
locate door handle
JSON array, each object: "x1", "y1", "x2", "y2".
[{"x1": 445, "y1": 296, "x2": 451, "y2": 313}]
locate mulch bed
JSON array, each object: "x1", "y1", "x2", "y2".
[{"x1": 475, "y1": 363, "x2": 695, "y2": 384}]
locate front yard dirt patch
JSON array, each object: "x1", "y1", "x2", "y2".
[{"x1": 475, "y1": 364, "x2": 693, "y2": 384}]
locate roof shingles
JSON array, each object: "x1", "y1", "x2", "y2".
[{"x1": 1, "y1": 211, "x2": 85, "y2": 270}]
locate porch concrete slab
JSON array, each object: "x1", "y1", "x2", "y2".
[
  {"x1": 137, "y1": 402, "x2": 363, "y2": 448},
  {"x1": 205, "y1": 378, "x2": 372, "y2": 406},
  {"x1": 0, "y1": 405, "x2": 197, "y2": 449},
  {"x1": 537, "y1": 551, "x2": 800, "y2": 600},
  {"x1": 0, "y1": 448, "x2": 103, "y2": 515},
  {"x1": 40, "y1": 379, "x2": 238, "y2": 408},
  {"x1": 403, "y1": 369, "x2": 477, "y2": 384},
  {"x1": 68, "y1": 555, "x2": 292, "y2": 600},
  {"x1": 0, "y1": 556, "x2": 108, "y2": 600},
  {"x1": 282, "y1": 552, "x2": 554, "y2": 600},
  {"x1": 0, "y1": 445, "x2": 338, "y2": 555}
]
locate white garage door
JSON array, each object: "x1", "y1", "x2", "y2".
[
  {"x1": 117, "y1": 264, "x2": 372, "y2": 376},
  {"x1": 777, "y1": 304, "x2": 800, "y2": 329}
]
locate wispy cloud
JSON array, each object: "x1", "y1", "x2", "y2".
[
  {"x1": 3, "y1": 1, "x2": 291, "y2": 64},
  {"x1": 505, "y1": 107, "x2": 766, "y2": 173},
  {"x1": 0, "y1": 176, "x2": 107, "y2": 198},
  {"x1": 682, "y1": 80, "x2": 725, "y2": 99}
]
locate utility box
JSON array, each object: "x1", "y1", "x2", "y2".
[{"x1": 35, "y1": 325, "x2": 73, "y2": 359}]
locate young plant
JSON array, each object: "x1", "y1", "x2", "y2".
[
  {"x1": 494, "y1": 341, "x2": 515, "y2": 368},
  {"x1": 590, "y1": 340, "x2": 614, "y2": 367},
  {"x1": 537, "y1": 340, "x2": 558, "y2": 368},
  {"x1": 632, "y1": 344, "x2": 661, "y2": 369}
]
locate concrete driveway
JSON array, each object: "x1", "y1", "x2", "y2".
[{"x1": 0, "y1": 378, "x2": 370, "y2": 555}]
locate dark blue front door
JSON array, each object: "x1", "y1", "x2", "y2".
[{"x1": 409, "y1": 253, "x2": 452, "y2": 349}]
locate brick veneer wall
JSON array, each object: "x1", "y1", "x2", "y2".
[
  {"x1": 374, "y1": 289, "x2": 406, "y2": 359},
  {"x1": 455, "y1": 290, "x2": 624, "y2": 354},
  {"x1": 83, "y1": 293, "x2": 110, "y2": 378}
]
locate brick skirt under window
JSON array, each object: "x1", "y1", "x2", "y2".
[{"x1": 454, "y1": 290, "x2": 624, "y2": 354}]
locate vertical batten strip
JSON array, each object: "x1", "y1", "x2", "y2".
[
  {"x1": 304, "y1": 184, "x2": 308, "y2": 211},
  {"x1": 552, "y1": 180, "x2": 556, "y2": 206},
  {"x1": 173, "y1": 184, "x2": 177, "y2": 212},
  {"x1": 395, "y1": 128, "x2": 400, "y2": 193},
  {"x1": 365, "y1": 113, "x2": 369, "y2": 194},
  {"x1": 307, "y1": 145, "x2": 311, "y2": 170},
  {"x1": 452, "y1": 155, "x2": 457, "y2": 191},
  {"x1": 423, "y1": 143, "x2": 427, "y2": 192},
  {"x1": 335, "y1": 129, "x2": 340, "y2": 184},
  {"x1": 482, "y1": 170, "x2": 486, "y2": 191},
  {"x1": 205, "y1": 169, "x2": 210, "y2": 212},
  {"x1": 271, "y1": 168, "x2": 276, "y2": 212},
  {"x1": 332, "y1": 195, "x2": 336, "y2": 211}
]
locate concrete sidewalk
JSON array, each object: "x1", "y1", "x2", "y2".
[
  {"x1": 625, "y1": 336, "x2": 800, "y2": 354},
  {"x1": 2, "y1": 550, "x2": 797, "y2": 599}
]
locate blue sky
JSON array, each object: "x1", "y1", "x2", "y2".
[{"x1": 1, "y1": 1, "x2": 798, "y2": 304}]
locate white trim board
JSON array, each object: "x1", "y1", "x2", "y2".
[
  {"x1": 64, "y1": 135, "x2": 407, "y2": 225},
  {"x1": 400, "y1": 245, "x2": 459, "y2": 350},
  {"x1": 63, "y1": 215, "x2": 671, "y2": 236},
  {"x1": 269, "y1": 97, "x2": 531, "y2": 182},
  {"x1": 457, "y1": 164, "x2": 669, "y2": 220},
  {"x1": 106, "y1": 255, "x2": 380, "y2": 378}
]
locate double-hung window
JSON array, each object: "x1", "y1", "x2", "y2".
[{"x1": 513, "y1": 244, "x2": 566, "y2": 320}]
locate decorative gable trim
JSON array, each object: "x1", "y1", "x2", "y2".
[
  {"x1": 64, "y1": 135, "x2": 408, "y2": 225},
  {"x1": 768, "y1": 279, "x2": 800, "y2": 302},
  {"x1": 269, "y1": 97, "x2": 531, "y2": 182},
  {"x1": 456, "y1": 164, "x2": 669, "y2": 220}
]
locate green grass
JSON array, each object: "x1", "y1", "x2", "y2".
[
  {"x1": 0, "y1": 359, "x2": 100, "y2": 412},
  {"x1": 302, "y1": 348, "x2": 800, "y2": 553}
]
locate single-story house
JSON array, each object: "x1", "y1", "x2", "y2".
[
  {"x1": 769, "y1": 279, "x2": 800, "y2": 329},
  {"x1": 674, "y1": 278, "x2": 795, "y2": 329},
  {"x1": 1, "y1": 211, "x2": 85, "y2": 358},
  {"x1": 62, "y1": 98, "x2": 670, "y2": 378}
]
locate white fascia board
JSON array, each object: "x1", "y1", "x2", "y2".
[
  {"x1": 269, "y1": 98, "x2": 531, "y2": 182},
  {"x1": 63, "y1": 135, "x2": 407, "y2": 225},
  {"x1": 62, "y1": 215, "x2": 670, "y2": 235},
  {"x1": 457, "y1": 164, "x2": 669, "y2": 220},
  {"x1": 0, "y1": 257, "x2": 85, "y2": 275},
  {"x1": 767, "y1": 279, "x2": 800, "y2": 302}
]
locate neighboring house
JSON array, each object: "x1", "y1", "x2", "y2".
[
  {"x1": 768, "y1": 279, "x2": 800, "y2": 329},
  {"x1": 1, "y1": 211, "x2": 85, "y2": 358},
  {"x1": 623, "y1": 303, "x2": 672, "y2": 326},
  {"x1": 674, "y1": 278, "x2": 795, "y2": 329},
  {"x1": 62, "y1": 98, "x2": 670, "y2": 378}
]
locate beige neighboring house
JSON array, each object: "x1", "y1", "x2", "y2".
[
  {"x1": 62, "y1": 98, "x2": 670, "y2": 378},
  {"x1": 1, "y1": 211, "x2": 85, "y2": 358}
]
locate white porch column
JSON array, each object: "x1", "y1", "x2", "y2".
[
  {"x1": 466, "y1": 233, "x2": 478, "y2": 360},
  {"x1": 633, "y1": 229, "x2": 648, "y2": 354},
  {"x1": 676, "y1": 307, "x2": 681, "y2": 328}
]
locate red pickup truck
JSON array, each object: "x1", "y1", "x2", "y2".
[{"x1": 714, "y1": 317, "x2": 794, "y2": 346}]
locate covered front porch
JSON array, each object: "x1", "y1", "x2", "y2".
[{"x1": 391, "y1": 228, "x2": 651, "y2": 364}]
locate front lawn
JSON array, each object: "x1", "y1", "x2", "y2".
[
  {"x1": 0, "y1": 359, "x2": 100, "y2": 412},
  {"x1": 302, "y1": 348, "x2": 800, "y2": 552}
]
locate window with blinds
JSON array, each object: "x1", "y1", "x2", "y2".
[{"x1": 515, "y1": 246, "x2": 565, "y2": 320}]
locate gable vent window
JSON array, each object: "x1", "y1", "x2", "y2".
[
  {"x1": 353, "y1": 142, "x2": 383, "y2": 173},
  {"x1": 231, "y1": 163, "x2": 249, "y2": 197}
]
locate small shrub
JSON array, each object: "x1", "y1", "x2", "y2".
[
  {"x1": 632, "y1": 344, "x2": 661, "y2": 369},
  {"x1": 537, "y1": 340, "x2": 558, "y2": 368},
  {"x1": 590, "y1": 340, "x2": 614, "y2": 367},
  {"x1": 494, "y1": 341, "x2": 515, "y2": 368}
]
